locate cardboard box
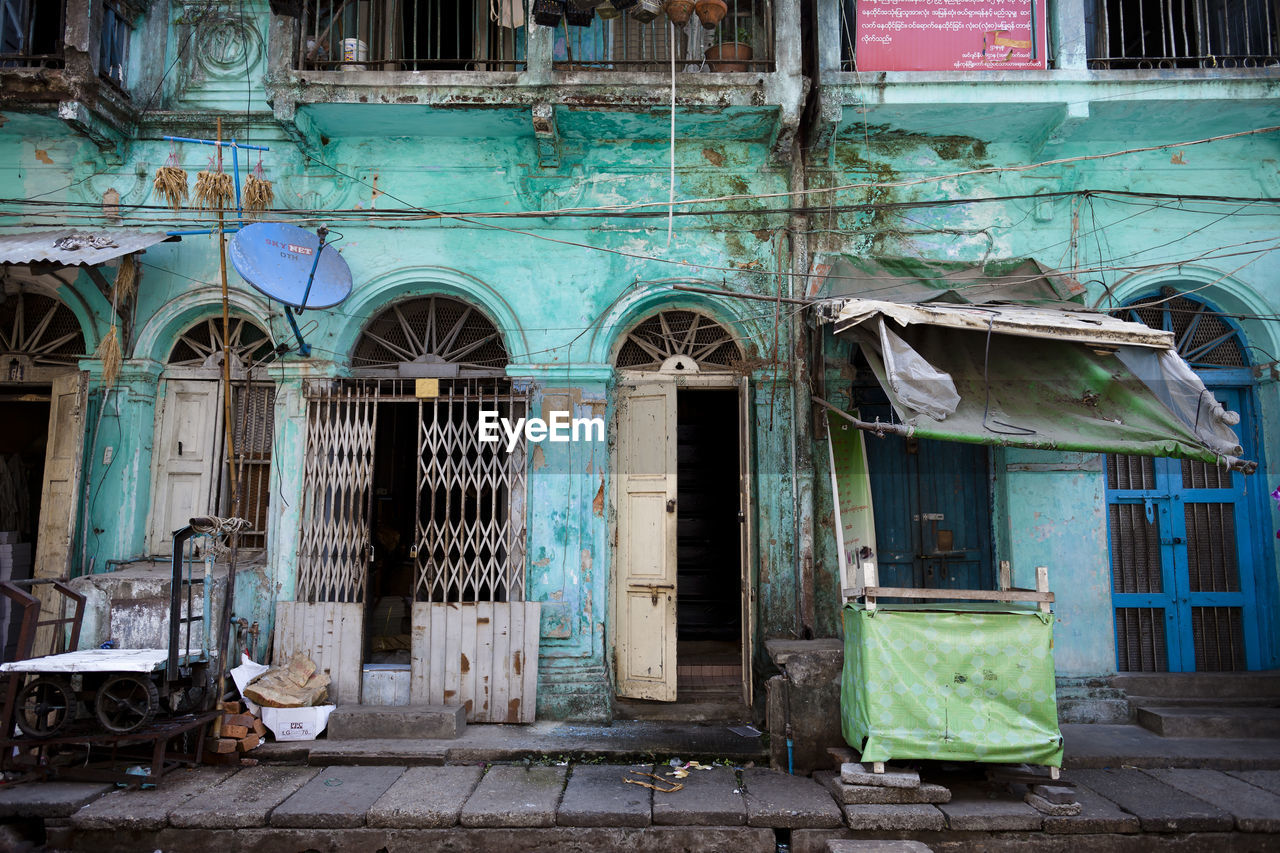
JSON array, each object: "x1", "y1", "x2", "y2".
[{"x1": 260, "y1": 705, "x2": 336, "y2": 741}]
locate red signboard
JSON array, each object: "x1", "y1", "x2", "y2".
[{"x1": 855, "y1": 0, "x2": 1048, "y2": 71}]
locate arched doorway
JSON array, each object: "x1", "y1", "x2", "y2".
[
  {"x1": 610, "y1": 309, "x2": 755, "y2": 710},
  {"x1": 290, "y1": 294, "x2": 536, "y2": 720},
  {"x1": 0, "y1": 287, "x2": 87, "y2": 658},
  {"x1": 1106, "y1": 290, "x2": 1268, "y2": 671},
  {"x1": 147, "y1": 316, "x2": 276, "y2": 554}
]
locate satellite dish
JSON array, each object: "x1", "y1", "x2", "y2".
[
  {"x1": 229, "y1": 222, "x2": 352, "y2": 310},
  {"x1": 228, "y1": 222, "x2": 352, "y2": 357}
]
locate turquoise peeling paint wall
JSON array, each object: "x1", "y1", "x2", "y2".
[
  {"x1": 811, "y1": 126, "x2": 1280, "y2": 676},
  {"x1": 0, "y1": 2, "x2": 810, "y2": 720}
]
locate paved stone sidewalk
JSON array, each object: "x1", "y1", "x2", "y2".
[{"x1": 4, "y1": 764, "x2": 1279, "y2": 852}]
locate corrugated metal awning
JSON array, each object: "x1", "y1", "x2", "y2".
[{"x1": 0, "y1": 230, "x2": 178, "y2": 266}]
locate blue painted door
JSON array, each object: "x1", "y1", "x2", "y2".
[
  {"x1": 1106, "y1": 386, "x2": 1261, "y2": 671},
  {"x1": 865, "y1": 428, "x2": 994, "y2": 591}
]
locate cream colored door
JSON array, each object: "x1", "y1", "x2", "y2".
[
  {"x1": 739, "y1": 377, "x2": 755, "y2": 707},
  {"x1": 33, "y1": 371, "x2": 87, "y2": 652},
  {"x1": 615, "y1": 381, "x2": 678, "y2": 701},
  {"x1": 148, "y1": 379, "x2": 223, "y2": 554}
]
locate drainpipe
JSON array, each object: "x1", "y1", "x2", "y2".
[{"x1": 786, "y1": 135, "x2": 816, "y2": 638}]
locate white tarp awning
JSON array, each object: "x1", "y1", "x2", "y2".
[{"x1": 829, "y1": 298, "x2": 1175, "y2": 350}]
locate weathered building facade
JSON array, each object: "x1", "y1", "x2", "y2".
[{"x1": 0, "y1": 0, "x2": 1276, "y2": 732}]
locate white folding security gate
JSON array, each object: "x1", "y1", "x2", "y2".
[
  {"x1": 293, "y1": 378, "x2": 537, "y2": 719},
  {"x1": 413, "y1": 384, "x2": 528, "y2": 603}
]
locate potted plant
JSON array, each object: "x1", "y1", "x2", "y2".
[{"x1": 706, "y1": 25, "x2": 752, "y2": 71}]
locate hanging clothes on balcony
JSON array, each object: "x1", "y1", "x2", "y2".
[{"x1": 492, "y1": 0, "x2": 526, "y2": 28}]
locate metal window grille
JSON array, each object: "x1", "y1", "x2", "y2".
[
  {"x1": 1088, "y1": 0, "x2": 1280, "y2": 68},
  {"x1": 299, "y1": 0, "x2": 525, "y2": 71},
  {"x1": 558, "y1": 1, "x2": 774, "y2": 72},
  {"x1": 1184, "y1": 502, "x2": 1239, "y2": 593},
  {"x1": 615, "y1": 310, "x2": 743, "y2": 370},
  {"x1": 0, "y1": 292, "x2": 85, "y2": 367},
  {"x1": 0, "y1": 0, "x2": 64, "y2": 67},
  {"x1": 1115, "y1": 606, "x2": 1169, "y2": 671},
  {"x1": 1191, "y1": 606, "x2": 1245, "y2": 670},
  {"x1": 1107, "y1": 503, "x2": 1163, "y2": 594},
  {"x1": 414, "y1": 379, "x2": 527, "y2": 604},
  {"x1": 226, "y1": 384, "x2": 276, "y2": 551}
]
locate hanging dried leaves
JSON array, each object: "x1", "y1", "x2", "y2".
[
  {"x1": 96, "y1": 325, "x2": 122, "y2": 388},
  {"x1": 113, "y1": 253, "x2": 137, "y2": 305},
  {"x1": 243, "y1": 174, "x2": 275, "y2": 212},
  {"x1": 194, "y1": 170, "x2": 235, "y2": 211},
  {"x1": 153, "y1": 165, "x2": 188, "y2": 211}
]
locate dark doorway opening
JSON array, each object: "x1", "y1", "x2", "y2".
[
  {"x1": 850, "y1": 350, "x2": 994, "y2": 591},
  {"x1": 366, "y1": 401, "x2": 416, "y2": 666},
  {"x1": 676, "y1": 388, "x2": 741, "y2": 698},
  {"x1": 0, "y1": 393, "x2": 48, "y2": 661}
]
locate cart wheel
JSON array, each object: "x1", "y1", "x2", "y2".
[
  {"x1": 94, "y1": 674, "x2": 159, "y2": 734},
  {"x1": 14, "y1": 676, "x2": 75, "y2": 738}
]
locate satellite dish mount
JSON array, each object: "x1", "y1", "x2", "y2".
[{"x1": 228, "y1": 222, "x2": 354, "y2": 359}]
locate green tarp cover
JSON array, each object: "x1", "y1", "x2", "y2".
[
  {"x1": 841, "y1": 603, "x2": 1064, "y2": 767},
  {"x1": 852, "y1": 321, "x2": 1242, "y2": 466}
]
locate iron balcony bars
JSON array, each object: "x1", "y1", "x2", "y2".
[{"x1": 295, "y1": 0, "x2": 774, "y2": 72}]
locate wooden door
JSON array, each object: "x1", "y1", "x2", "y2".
[
  {"x1": 148, "y1": 379, "x2": 222, "y2": 554},
  {"x1": 33, "y1": 371, "x2": 87, "y2": 652},
  {"x1": 615, "y1": 381, "x2": 678, "y2": 701}
]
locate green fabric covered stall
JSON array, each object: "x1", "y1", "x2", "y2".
[{"x1": 841, "y1": 602, "x2": 1064, "y2": 767}]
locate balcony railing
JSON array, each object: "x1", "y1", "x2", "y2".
[
  {"x1": 298, "y1": 0, "x2": 525, "y2": 71},
  {"x1": 294, "y1": 0, "x2": 774, "y2": 74},
  {"x1": 0, "y1": 0, "x2": 64, "y2": 68},
  {"x1": 1088, "y1": 0, "x2": 1280, "y2": 68},
  {"x1": 555, "y1": 1, "x2": 774, "y2": 73}
]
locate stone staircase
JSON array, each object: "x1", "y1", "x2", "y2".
[{"x1": 1114, "y1": 671, "x2": 1280, "y2": 738}]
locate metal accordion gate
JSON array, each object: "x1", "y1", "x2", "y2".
[{"x1": 281, "y1": 378, "x2": 539, "y2": 719}]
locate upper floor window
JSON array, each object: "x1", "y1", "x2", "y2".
[
  {"x1": 100, "y1": 1, "x2": 130, "y2": 88},
  {"x1": 298, "y1": 0, "x2": 525, "y2": 71},
  {"x1": 0, "y1": 0, "x2": 64, "y2": 67},
  {"x1": 556, "y1": 1, "x2": 774, "y2": 73},
  {"x1": 1087, "y1": 0, "x2": 1280, "y2": 67}
]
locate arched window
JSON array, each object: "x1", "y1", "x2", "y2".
[
  {"x1": 615, "y1": 309, "x2": 742, "y2": 372},
  {"x1": 352, "y1": 295, "x2": 508, "y2": 375},
  {"x1": 0, "y1": 290, "x2": 86, "y2": 382},
  {"x1": 149, "y1": 316, "x2": 276, "y2": 552},
  {"x1": 1114, "y1": 290, "x2": 1247, "y2": 369}
]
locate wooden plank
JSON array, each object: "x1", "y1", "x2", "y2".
[
  {"x1": 460, "y1": 603, "x2": 477, "y2": 720},
  {"x1": 429, "y1": 603, "x2": 447, "y2": 705},
  {"x1": 444, "y1": 603, "x2": 462, "y2": 711},
  {"x1": 475, "y1": 601, "x2": 494, "y2": 721},
  {"x1": 490, "y1": 599, "x2": 511, "y2": 725},
  {"x1": 861, "y1": 587, "x2": 1054, "y2": 603},
  {"x1": 274, "y1": 601, "x2": 363, "y2": 704},
  {"x1": 519, "y1": 602, "x2": 540, "y2": 723}
]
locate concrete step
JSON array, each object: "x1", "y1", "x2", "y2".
[
  {"x1": 1112, "y1": 671, "x2": 1280, "y2": 699},
  {"x1": 1135, "y1": 703, "x2": 1280, "y2": 738},
  {"x1": 613, "y1": 697, "x2": 749, "y2": 724},
  {"x1": 326, "y1": 704, "x2": 466, "y2": 740}
]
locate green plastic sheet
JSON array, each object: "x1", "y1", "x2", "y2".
[{"x1": 841, "y1": 603, "x2": 1064, "y2": 767}]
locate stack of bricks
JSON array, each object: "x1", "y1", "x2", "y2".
[{"x1": 203, "y1": 701, "x2": 266, "y2": 766}]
